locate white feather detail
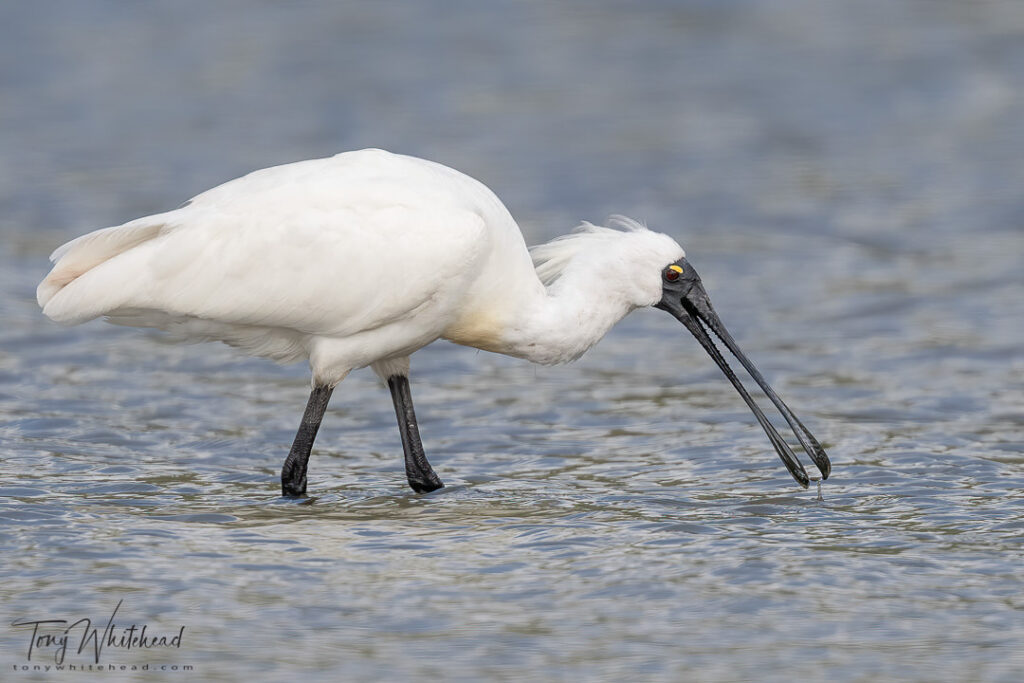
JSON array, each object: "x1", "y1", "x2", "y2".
[
  {"x1": 529, "y1": 215, "x2": 650, "y2": 286},
  {"x1": 37, "y1": 213, "x2": 177, "y2": 310},
  {"x1": 104, "y1": 309, "x2": 309, "y2": 363}
]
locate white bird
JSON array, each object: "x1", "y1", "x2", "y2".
[{"x1": 38, "y1": 149, "x2": 830, "y2": 496}]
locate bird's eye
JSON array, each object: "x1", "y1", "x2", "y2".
[{"x1": 665, "y1": 265, "x2": 683, "y2": 282}]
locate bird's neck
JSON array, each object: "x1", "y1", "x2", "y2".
[{"x1": 491, "y1": 269, "x2": 637, "y2": 365}]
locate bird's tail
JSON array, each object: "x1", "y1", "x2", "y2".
[{"x1": 37, "y1": 212, "x2": 174, "y2": 323}]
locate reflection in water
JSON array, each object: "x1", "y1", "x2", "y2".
[{"x1": 1, "y1": 1, "x2": 1023, "y2": 680}]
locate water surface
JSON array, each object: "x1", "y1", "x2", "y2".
[{"x1": 1, "y1": 1, "x2": 1022, "y2": 680}]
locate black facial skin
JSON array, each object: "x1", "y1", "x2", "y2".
[{"x1": 654, "y1": 258, "x2": 831, "y2": 488}]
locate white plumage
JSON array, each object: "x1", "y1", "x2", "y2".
[
  {"x1": 39, "y1": 149, "x2": 684, "y2": 384},
  {"x1": 38, "y1": 148, "x2": 829, "y2": 496}
]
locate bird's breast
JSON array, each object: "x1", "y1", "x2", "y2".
[{"x1": 442, "y1": 307, "x2": 509, "y2": 354}]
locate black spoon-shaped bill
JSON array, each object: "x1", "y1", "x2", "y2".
[{"x1": 655, "y1": 258, "x2": 831, "y2": 487}]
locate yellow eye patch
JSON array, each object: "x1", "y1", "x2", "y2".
[{"x1": 668, "y1": 265, "x2": 683, "y2": 274}]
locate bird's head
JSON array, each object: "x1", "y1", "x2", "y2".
[
  {"x1": 654, "y1": 255, "x2": 831, "y2": 487},
  {"x1": 531, "y1": 216, "x2": 685, "y2": 308},
  {"x1": 531, "y1": 217, "x2": 831, "y2": 487}
]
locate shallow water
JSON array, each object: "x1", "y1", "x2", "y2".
[{"x1": 1, "y1": 1, "x2": 1023, "y2": 681}]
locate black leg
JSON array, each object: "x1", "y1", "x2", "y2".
[
  {"x1": 386, "y1": 375, "x2": 444, "y2": 493},
  {"x1": 281, "y1": 385, "x2": 334, "y2": 497}
]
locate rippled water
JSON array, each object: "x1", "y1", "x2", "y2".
[{"x1": 2, "y1": 1, "x2": 1023, "y2": 681}]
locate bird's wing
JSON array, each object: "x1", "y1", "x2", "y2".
[{"x1": 39, "y1": 151, "x2": 496, "y2": 340}]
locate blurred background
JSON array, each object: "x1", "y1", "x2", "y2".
[{"x1": 1, "y1": 1, "x2": 1022, "y2": 681}]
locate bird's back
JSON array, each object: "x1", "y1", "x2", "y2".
[{"x1": 38, "y1": 149, "x2": 537, "y2": 364}]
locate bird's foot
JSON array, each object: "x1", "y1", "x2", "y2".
[
  {"x1": 407, "y1": 472, "x2": 444, "y2": 494},
  {"x1": 281, "y1": 471, "x2": 307, "y2": 498}
]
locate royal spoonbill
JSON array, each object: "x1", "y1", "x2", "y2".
[{"x1": 37, "y1": 149, "x2": 831, "y2": 496}]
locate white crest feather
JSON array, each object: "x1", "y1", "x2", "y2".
[{"x1": 530, "y1": 215, "x2": 650, "y2": 285}]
